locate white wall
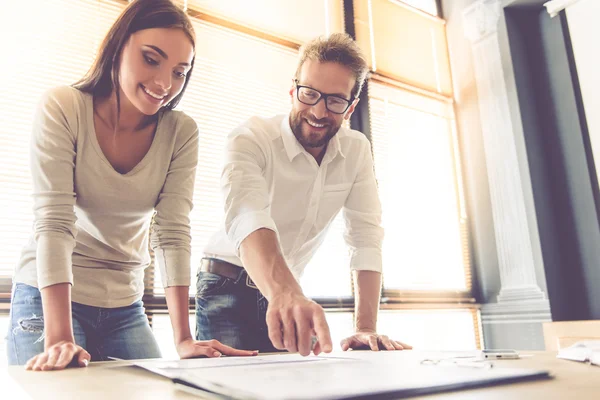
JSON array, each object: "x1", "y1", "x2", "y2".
[{"x1": 567, "y1": 0, "x2": 600, "y2": 181}]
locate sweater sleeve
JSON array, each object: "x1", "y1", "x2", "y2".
[
  {"x1": 31, "y1": 86, "x2": 78, "y2": 289},
  {"x1": 150, "y1": 114, "x2": 199, "y2": 288}
]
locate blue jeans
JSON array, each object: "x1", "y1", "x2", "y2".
[
  {"x1": 6, "y1": 283, "x2": 161, "y2": 365},
  {"x1": 195, "y1": 270, "x2": 280, "y2": 352}
]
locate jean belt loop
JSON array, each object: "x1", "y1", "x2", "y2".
[{"x1": 233, "y1": 267, "x2": 246, "y2": 285}]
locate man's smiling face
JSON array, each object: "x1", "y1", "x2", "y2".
[{"x1": 289, "y1": 60, "x2": 357, "y2": 151}]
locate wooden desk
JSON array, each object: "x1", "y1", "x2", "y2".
[{"x1": 3, "y1": 351, "x2": 599, "y2": 399}]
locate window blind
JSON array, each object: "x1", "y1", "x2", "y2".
[
  {"x1": 1, "y1": 0, "x2": 471, "y2": 305},
  {"x1": 0, "y1": 0, "x2": 479, "y2": 348},
  {"x1": 353, "y1": 0, "x2": 452, "y2": 96},
  {"x1": 0, "y1": 0, "x2": 125, "y2": 280},
  {"x1": 186, "y1": 0, "x2": 345, "y2": 44},
  {"x1": 369, "y1": 81, "x2": 471, "y2": 292}
]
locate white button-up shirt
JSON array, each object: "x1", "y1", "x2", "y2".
[{"x1": 204, "y1": 114, "x2": 384, "y2": 278}]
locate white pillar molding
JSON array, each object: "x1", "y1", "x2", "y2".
[
  {"x1": 463, "y1": 0, "x2": 547, "y2": 305},
  {"x1": 543, "y1": 0, "x2": 583, "y2": 18}
]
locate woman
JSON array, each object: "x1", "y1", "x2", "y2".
[{"x1": 7, "y1": 0, "x2": 255, "y2": 370}]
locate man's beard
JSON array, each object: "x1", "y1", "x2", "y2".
[{"x1": 289, "y1": 111, "x2": 341, "y2": 149}]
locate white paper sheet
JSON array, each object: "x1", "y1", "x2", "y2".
[
  {"x1": 557, "y1": 340, "x2": 600, "y2": 366},
  {"x1": 136, "y1": 353, "x2": 338, "y2": 371},
  {"x1": 132, "y1": 351, "x2": 550, "y2": 400}
]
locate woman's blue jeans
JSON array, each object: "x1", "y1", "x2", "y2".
[{"x1": 6, "y1": 283, "x2": 161, "y2": 365}]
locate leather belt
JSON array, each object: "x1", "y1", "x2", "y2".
[{"x1": 200, "y1": 258, "x2": 258, "y2": 290}]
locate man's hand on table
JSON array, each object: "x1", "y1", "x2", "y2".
[{"x1": 341, "y1": 330, "x2": 412, "y2": 351}]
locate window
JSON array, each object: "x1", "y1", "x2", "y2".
[
  {"x1": 353, "y1": 0, "x2": 452, "y2": 95},
  {"x1": 369, "y1": 81, "x2": 470, "y2": 293},
  {"x1": 186, "y1": 0, "x2": 345, "y2": 43},
  {"x1": 0, "y1": 0, "x2": 124, "y2": 289},
  {"x1": 378, "y1": 309, "x2": 479, "y2": 350},
  {"x1": 397, "y1": 0, "x2": 439, "y2": 16},
  {"x1": 350, "y1": 0, "x2": 473, "y2": 302},
  {"x1": 0, "y1": 0, "x2": 480, "y2": 350}
]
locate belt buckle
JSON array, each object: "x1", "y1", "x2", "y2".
[{"x1": 245, "y1": 274, "x2": 258, "y2": 290}]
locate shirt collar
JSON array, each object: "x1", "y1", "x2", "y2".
[{"x1": 280, "y1": 114, "x2": 346, "y2": 163}]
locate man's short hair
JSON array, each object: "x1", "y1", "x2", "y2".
[{"x1": 295, "y1": 33, "x2": 369, "y2": 99}]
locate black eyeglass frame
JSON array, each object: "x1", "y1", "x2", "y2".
[{"x1": 293, "y1": 79, "x2": 355, "y2": 114}]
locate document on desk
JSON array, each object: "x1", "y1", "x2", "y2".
[
  {"x1": 557, "y1": 340, "x2": 600, "y2": 366},
  {"x1": 132, "y1": 352, "x2": 550, "y2": 400}
]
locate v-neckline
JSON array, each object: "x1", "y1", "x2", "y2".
[{"x1": 86, "y1": 93, "x2": 162, "y2": 177}]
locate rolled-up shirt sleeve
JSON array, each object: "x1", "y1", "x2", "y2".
[
  {"x1": 150, "y1": 116, "x2": 198, "y2": 288},
  {"x1": 221, "y1": 127, "x2": 278, "y2": 254},
  {"x1": 343, "y1": 139, "x2": 384, "y2": 273},
  {"x1": 31, "y1": 87, "x2": 78, "y2": 289}
]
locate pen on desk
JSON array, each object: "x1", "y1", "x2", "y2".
[{"x1": 420, "y1": 357, "x2": 494, "y2": 369}]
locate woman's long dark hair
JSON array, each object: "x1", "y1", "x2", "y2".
[{"x1": 74, "y1": 0, "x2": 195, "y2": 116}]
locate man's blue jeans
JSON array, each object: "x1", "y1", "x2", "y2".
[
  {"x1": 195, "y1": 270, "x2": 281, "y2": 352},
  {"x1": 6, "y1": 283, "x2": 161, "y2": 365}
]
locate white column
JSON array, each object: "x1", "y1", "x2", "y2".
[{"x1": 463, "y1": 0, "x2": 546, "y2": 303}]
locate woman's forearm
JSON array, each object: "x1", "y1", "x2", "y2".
[
  {"x1": 165, "y1": 285, "x2": 193, "y2": 345},
  {"x1": 40, "y1": 283, "x2": 75, "y2": 348}
]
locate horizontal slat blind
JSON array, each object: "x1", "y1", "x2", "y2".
[
  {"x1": 0, "y1": 0, "x2": 124, "y2": 279},
  {"x1": 187, "y1": 0, "x2": 344, "y2": 44},
  {"x1": 353, "y1": 0, "x2": 452, "y2": 95},
  {"x1": 369, "y1": 81, "x2": 470, "y2": 292}
]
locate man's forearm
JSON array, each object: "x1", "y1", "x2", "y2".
[
  {"x1": 165, "y1": 286, "x2": 193, "y2": 345},
  {"x1": 353, "y1": 270, "x2": 382, "y2": 332},
  {"x1": 239, "y1": 228, "x2": 302, "y2": 301}
]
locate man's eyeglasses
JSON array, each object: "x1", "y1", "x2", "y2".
[{"x1": 293, "y1": 79, "x2": 354, "y2": 114}]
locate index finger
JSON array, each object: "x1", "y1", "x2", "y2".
[
  {"x1": 294, "y1": 312, "x2": 312, "y2": 356},
  {"x1": 311, "y1": 310, "x2": 332, "y2": 353}
]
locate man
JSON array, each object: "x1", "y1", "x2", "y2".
[{"x1": 196, "y1": 33, "x2": 411, "y2": 356}]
